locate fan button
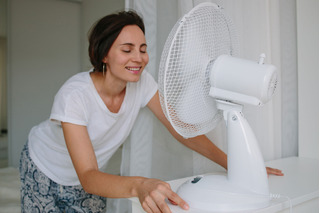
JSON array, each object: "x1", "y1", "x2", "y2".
[{"x1": 191, "y1": 176, "x2": 202, "y2": 184}]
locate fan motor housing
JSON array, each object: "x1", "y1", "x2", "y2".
[{"x1": 210, "y1": 54, "x2": 277, "y2": 106}]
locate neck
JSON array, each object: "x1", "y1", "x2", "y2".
[
  {"x1": 90, "y1": 71, "x2": 127, "y2": 113},
  {"x1": 92, "y1": 71, "x2": 126, "y2": 98}
]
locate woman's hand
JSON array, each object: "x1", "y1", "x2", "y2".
[
  {"x1": 136, "y1": 178, "x2": 189, "y2": 213},
  {"x1": 266, "y1": 167, "x2": 284, "y2": 176}
]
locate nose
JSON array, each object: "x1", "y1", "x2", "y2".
[{"x1": 132, "y1": 51, "x2": 143, "y2": 62}]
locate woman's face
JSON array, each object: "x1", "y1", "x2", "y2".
[{"x1": 103, "y1": 25, "x2": 149, "y2": 83}]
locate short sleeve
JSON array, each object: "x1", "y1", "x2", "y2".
[
  {"x1": 140, "y1": 72, "x2": 158, "y2": 107},
  {"x1": 50, "y1": 89, "x2": 87, "y2": 126}
]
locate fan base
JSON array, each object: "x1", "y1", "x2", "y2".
[{"x1": 177, "y1": 174, "x2": 270, "y2": 212}]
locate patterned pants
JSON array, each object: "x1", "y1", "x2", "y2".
[{"x1": 19, "y1": 142, "x2": 107, "y2": 213}]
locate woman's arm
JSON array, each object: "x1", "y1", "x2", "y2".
[
  {"x1": 147, "y1": 91, "x2": 227, "y2": 169},
  {"x1": 147, "y1": 91, "x2": 283, "y2": 176},
  {"x1": 62, "y1": 122, "x2": 137, "y2": 197},
  {"x1": 61, "y1": 122, "x2": 189, "y2": 212}
]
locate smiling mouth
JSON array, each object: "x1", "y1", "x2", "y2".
[{"x1": 126, "y1": 66, "x2": 142, "y2": 74}]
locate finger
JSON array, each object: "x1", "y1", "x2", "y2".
[
  {"x1": 166, "y1": 190, "x2": 189, "y2": 210},
  {"x1": 150, "y1": 191, "x2": 172, "y2": 213},
  {"x1": 156, "y1": 199, "x2": 172, "y2": 213},
  {"x1": 269, "y1": 168, "x2": 283, "y2": 175},
  {"x1": 266, "y1": 167, "x2": 284, "y2": 176},
  {"x1": 142, "y1": 197, "x2": 161, "y2": 213},
  {"x1": 168, "y1": 198, "x2": 177, "y2": 205},
  {"x1": 150, "y1": 201, "x2": 163, "y2": 213},
  {"x1": 141, "y1": 202, "x2": 153, "y2": 213}
]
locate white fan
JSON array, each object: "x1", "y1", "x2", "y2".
[{"x1": 158, "y1": 2, "x2": 277, "y2": 212}]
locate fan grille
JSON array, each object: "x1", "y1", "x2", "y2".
[{"x1": 158, "y1": 3, "x2": 238, "y2": 138}]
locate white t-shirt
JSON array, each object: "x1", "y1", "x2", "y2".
[{"x1": 28, "y1": 70, "x2": 158, "y2": 186}]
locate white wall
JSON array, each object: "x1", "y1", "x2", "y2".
[
  {"x1": 296, "y1": 0, "x2": 319, "y2": 159},
  {"x1": 7, "y1": 0, "x2": 125, "y2": 167},
  {"x1": 8, "y1": 0, "x2": 82, "y2": 167}
]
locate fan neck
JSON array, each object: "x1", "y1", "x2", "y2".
[{"x1": 215, "y1": 100, "x2": 243, "y2": 122}]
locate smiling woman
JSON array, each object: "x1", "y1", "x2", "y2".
[
  {"x1": 118, "y1": 41, "x2": 148, "y2": 76},
  {"x1": 88, "y1": 13, "x2": 149, "y2": 113},
  {"x1": 102, "y1": 25, "x2": 149, "y2": 83},
  {"x1": 18, "y1": 10, "x2": 188, "y2": 213},
  {"x1": 88, "y1": 11, "x2": 146, "y2": 74}
]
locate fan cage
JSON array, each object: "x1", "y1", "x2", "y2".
[{"x1": 158, "y1": 3, "x2": 239, "y2": 138}]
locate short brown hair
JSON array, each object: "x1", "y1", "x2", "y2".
[{"x1": 88, "y1": 10, "x2": 145, "y2": 72}]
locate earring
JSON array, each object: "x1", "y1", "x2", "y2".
[{"x1": 102, "y1": 63, "x2": 106, "y2": 76}]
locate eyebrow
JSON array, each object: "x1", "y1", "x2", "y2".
[{"x1": 120, "y1": 43, "x2": 147, "y2": 47}]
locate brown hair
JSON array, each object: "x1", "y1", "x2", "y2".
[{"x1": 88, "y1": 10, "x2": 145, "y2": 72}]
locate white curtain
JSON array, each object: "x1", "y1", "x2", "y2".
[{"x1": 107, "y1": 0, "x2": 298, "y2": 212}]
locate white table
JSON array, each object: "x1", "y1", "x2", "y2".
[{"x1": 130, "y1": 157, "x2": 319, "y2": 212}]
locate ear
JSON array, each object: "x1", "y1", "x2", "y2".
[{"x1": 102, "y1": 56, "x2": 108, "y2": 64}]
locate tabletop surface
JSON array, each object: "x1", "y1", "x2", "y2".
[{"x1": 130, "y1": 157, "x2": 319, "y2": 213}]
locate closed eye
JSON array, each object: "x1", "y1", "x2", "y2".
[
  {"x1": 140, "y1": 45, "x2": 147, "y2": 54},
  {"x1": 120, "y1": 43, "x2": 147, "y2": 52}
]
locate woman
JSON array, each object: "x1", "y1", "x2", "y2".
[{"x1": 20, "y1": 10, "x2": 283, "y2": 213}]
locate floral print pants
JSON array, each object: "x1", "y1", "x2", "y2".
[{"x1": 19, "y1": 142, "x2": 107, "y2": 213}]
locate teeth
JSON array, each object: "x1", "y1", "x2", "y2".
[{"x1": 126, "y1": 67, "x2": 140, "y2": 71}]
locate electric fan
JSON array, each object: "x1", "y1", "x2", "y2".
[{"x1": 158, "y1": 2, "x2": 277, "y2": 212}]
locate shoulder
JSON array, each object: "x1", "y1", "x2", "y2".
[
  {"x1": 141, "y1": 70, "x2": 155, "y2": 80},
  {"x1": 139, "y1": 70, "x2": 157, "y2": 87},
  {"x1": 52, "y1": 71, "x2": 94, "y2": 109},
  {"x1": 56, "y1": 71, "x2": 92, "y2": 96},
  {"x1": 135, "y1": 70, "x2": 158, "y2": 107},
  {"x1": 50, "y1": 71, "x2": 93, "y2": 125},
  {"x1": 62, "y1": 71, "x2": 91, "y2": 90}
]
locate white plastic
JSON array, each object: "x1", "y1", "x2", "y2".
[
  {"x1": 225, "y1": 107, "x2": 269, "y2": 195},
  {"x1": 158, "y1": 2, "x2": 278, "y2": 212},
  {"x1": 177, "y1": 100, "x2": 270, "y2": 212},
  {"x1": 210, "y1": 54, "x2": 277, "y2": 106},
  {"x1": 158, "y1": 2, "x2": 238, "y2": 138},
  {"x1": 177, "y1": 175, "x2": 270, "y2": 212}
]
